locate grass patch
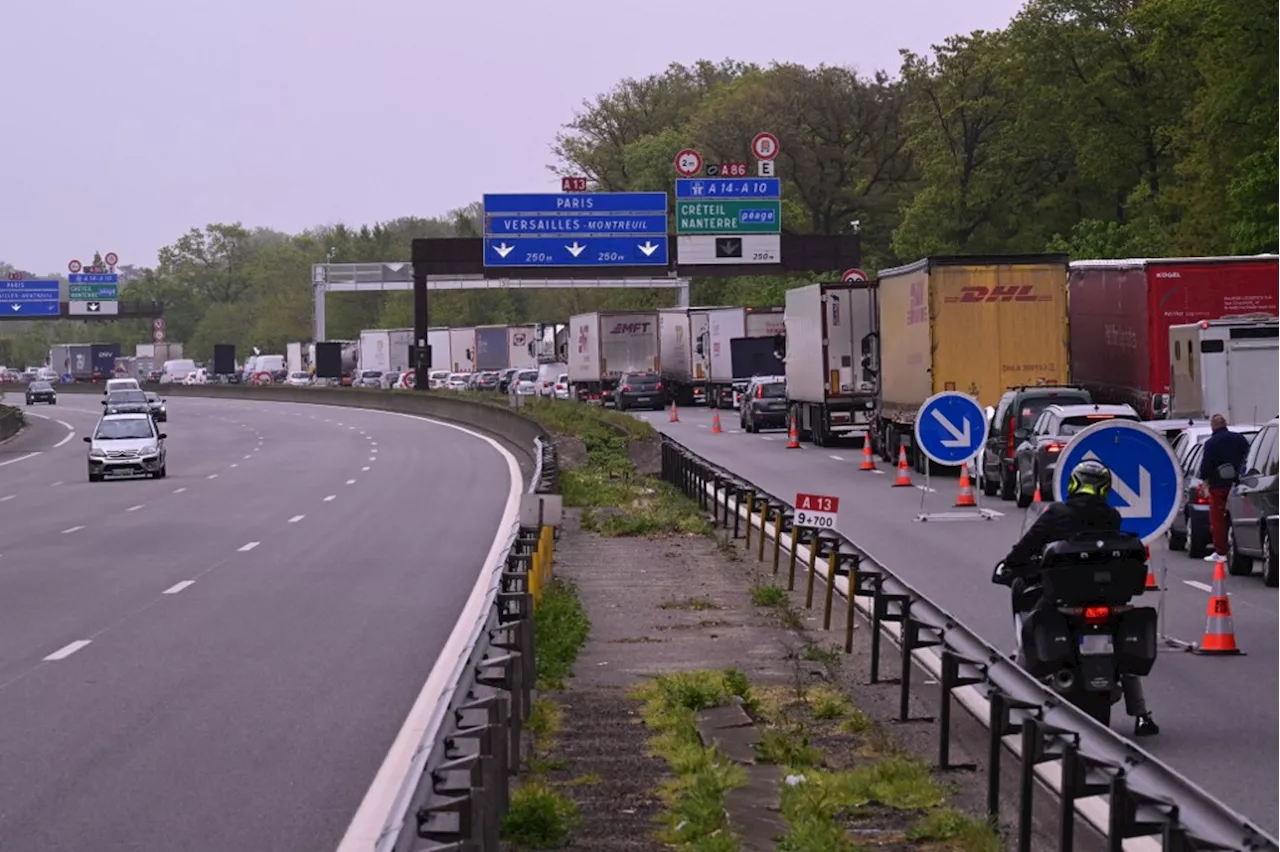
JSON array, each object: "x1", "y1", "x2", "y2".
[
  {"x1": 501, "y1": 779, "x2": 582, "y2": 848},
  {"x1": 535, "y1": 578, "x2": 590, "y2": 691},
  {"x1": 629, "y1": 670, "x2": 751, "y2": 850},
  {"x1": 0, "y1": 404, "x2": 24, "y2": 441},
  {"x1": 907, "y1": 807, "x2": 1004, "y2": 852},
  {"x1": 749, "y1": 583, "x2": 788, "y2": 607}
]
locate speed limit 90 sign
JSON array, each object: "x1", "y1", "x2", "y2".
[{"x1": 794, "y1": 492, "x2": 839, "y2": 529}]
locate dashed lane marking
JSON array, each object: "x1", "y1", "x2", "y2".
[
  {"x1": 61, "y1": 525, "x2": 84, "y2": 535},
  {"x1": 238, "y1": 541, "x2": 260, "y2": 552},
  {"x1": 288, "y1": 514, "x2": 305, "y2": 524},
  {"x1": 163, "y1": 581, "x2": 195, "y2": 595},
  {"x1": 368, "y1": 457, "x2": 376, "y2": 462},
  {"x1": 51, "y1": 481, "x2": 63, "y2": 487},
  {"x1": 230, "y1": 463, "x2": 238, "y2": 468},
  {"x1": 127, "y1": 504, "x2": 144, "y2": 512},
  {"x1": 346, "y1": 479, "x2": 356, "y2": 485},
  {"x1": 323, "y1": 495, "x2": 336, "y2": 502},
  {"x1": 173, "y1": 487, "x2": 187, "y2": 494},
  {"x1": 361, "y1": 466, "x2": 370, "y2": 471},
  {"x1": 244, "y1": 455, "x2": 252, "y2": 460},
  {"x1": 0, "y1": 495, "x2": 14, "y2": 503},
  {"x1": 915, "y1": 485, "x2": 937, "y2": 493},
  {"x1": 829, "y1": 455, "x2": 844, "y2": 461},
  {"x1": 207, "y1": 474, "x2": 219, "y2": 480},
  {"x1": 44, "y1": 640, "x2": 91, "y2": 661},
  {"x1": 1184, "y1": 580, "x2": 1213, "y2": 593}
]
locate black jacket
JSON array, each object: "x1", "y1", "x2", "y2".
[
  {"x1": 1002, "y1": 493, "x2": 1123, "y2": 574},
  {"x1": 1199, "y1": 428, "x2": 1252, "y2": 489}
]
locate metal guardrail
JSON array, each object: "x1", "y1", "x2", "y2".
[
  {"x1": 660, "y1": 435, "x2": 1278, "y2": 852},
  {"x1": 368, "y1": 437, "x2": 559, "y2": 852}
]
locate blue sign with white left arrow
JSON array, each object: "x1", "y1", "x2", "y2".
[
  {"x1": 1052, "y1": 419, "x2": 1183, "y2": 544},
  {"x1": 482, "y1": 191, "x2": 669, "y2": 268},
  {"x1": 914, "y1": 391, "x2": 989, "y2": 466}
]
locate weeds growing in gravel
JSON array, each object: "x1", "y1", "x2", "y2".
[
  {"x1": 501, "y1": 779, "x2": 582, "y2": 848},
  {"x1": 749, "y1": 582, "x2": 788, "y2": 607},
  {"x1": 630, "y1": 670, "x2": 752, "y2": 851},
  {"x1": 534, "y1": 578, "x2": 590, "y2": 691}
]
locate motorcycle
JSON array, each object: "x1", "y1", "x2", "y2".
[{"x1": 992, "y1": 530, "x2": 1159, "y2": 726}]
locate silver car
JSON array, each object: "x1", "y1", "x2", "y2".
[{"x1": 84, "y1": 413, "x2": 168, "y2": 482}]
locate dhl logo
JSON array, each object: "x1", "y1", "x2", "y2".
[{"x1": 944, "y1": 286, "x2": 1052, "y2": 303}]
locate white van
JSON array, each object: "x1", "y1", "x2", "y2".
[
  {"x1": 161, "y1": 358, "x2": 198, "y2": 384},
  {"x1": 105, "y1": 377, "x2": 141, "y2": 395}
]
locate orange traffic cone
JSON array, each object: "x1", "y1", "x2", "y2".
[
  {"x1": 785, "y1": 414, "x2": 801, "y2": 449},
  {"x1": 1032, "y1": 483, "x2": 1042, "y2": 503},
  {"x1": 955, "y1": 463, "x2": 977, "y2": 507},
  {"x1": 710, "y1": 409, "x2": 722, "y2": 434},
  {"x1": 1144, "y1": 546, "x2": 1159, "y2": 591},
  {"x1": 892, "y1": 447, "x2": 913, "y2": 487},
  {"x1": 860, "y1": 441, "x2": 876, "y2": 471},
  {"x1": 1194, "y1": 560, "x2": 1242, "y2": 655},
  {"x1": 669, "y1": 401, "x2": 680, "y2": 422}
]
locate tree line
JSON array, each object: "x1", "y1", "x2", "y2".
[{"x1": 1, "y1": 0, "x2": 1273, "y2": 367}]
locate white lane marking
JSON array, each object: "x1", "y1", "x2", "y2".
[
  {"x1": 370, "y1": 441, "x2": 377, "y2": 446},
  {"x1": 1184, "y1": 580, "x2": 1213, "y2": 593},
  {"x1": 336, "y1": 402, "x2": 523, "y2": 852},
  {"x1": 51, "y1": 481, "x2": 63, "y2": 487},
  {"x1": 244, "y1": 454, "x2": 252, "y2": 460},
  {"x1": 173, "y1": 487, "x2": 187, "y2": 494},
  {"x1": 323, "y1": 495, "x2": 336, "y2": 502},
  {"x1": 253, "y1": 447, "x2": 260, "y2": 452},
  {"x1": 0, "y1": 495, "x2": 14, "y2": 503},
  {"x1": 362, "y1": 465, "x2": 370, "y2": 471},
  {"x1": 829, "y1": 454, "x2": 845, "y2": 461},
  {"x1": 915, "y1": 485, "x2": 937, "y2": 493},
  {"x1": 44, "y1": 640, "x2": 91, "y2": 661},
  {"x1": 163, "y1": 581, "x2": 195, "y2": 595},
  {"x1": 697, "y1": 424, "x2": 708, "y2": 429},
  {"x1": 336, "y1": 422, "x2": 344, "y2": 426},
  {"x1": 872, "y1": 469, "x2": 886, "y2": 475},
  {"x1": 760, "y1": 436, "x2": 774, "y2": 441},
  {"x1": 230, "y1": 463, "x2": 238, "y2": 468},
  {"x1": 207, "y1": 473, "x2": 219, "y2": 480},
  {"x1": 346, "y1": 479, "x2": 357, "y2": 485},
  {"x1": 287, "y1": 514, "x2": 305, "y2": 524},
  {"x1": 370, "y1": 448, "x2": 377, "y2": 453},
  {"x1": 126, "y1": 504, "x2": 144, "y2": 512},
  {"x1": 984, "y1": 509, "x2": 1006, "y2": 517},
  {"x1": 61, "y1": 525, "x2": 85, "y2": 534},
  {"x1": 53, "y1": 429, "x2": 75, "y2": 448},
  {"x1": 349, "y1": 426, "x2": 356, "y2": 430},
  {"x1": 368, "y1": 457, "x2": 376, "y2": 462},
  {"x1": 0, "y1": 452, "x2": 41, "y2": 468},
  {"x1": 238, "y1": 541, "x2": 260, "y2": 552}
]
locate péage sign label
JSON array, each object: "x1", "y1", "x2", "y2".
[{"x1": 794, "y1": 492, "x2": 839, "y2": 529}]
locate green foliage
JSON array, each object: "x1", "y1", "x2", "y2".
[
  {"x1": 501, "y1": 780, "x2": 581, "y2": 848},
  {"x1": 534, "y1": 578, "x2": 590, "y2": 691},
  {"x1": 0, "y1": 405, "x2": 24, "y2": 441}
]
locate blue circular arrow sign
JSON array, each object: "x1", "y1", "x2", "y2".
[
  {"x1": 914, "y1": 391, "x2": 989, "y2": 466},
  {"x1": 1051, "y1": 419, "x2": 1184, "y2": 544}
]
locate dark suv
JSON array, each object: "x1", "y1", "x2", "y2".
[
  {"x1": 980, "y1": 385, "x2": 1092, "y2": 500},
  {"x1": 1011, "y1": 403, "x2": 1140, "y2": 507},
  {"x1": 739, "y1": 375, "x2": 787, "y2": 432},
  {"x1": 615, "y1": 371, "x2": 665, "y2": 411},
  {"x1": 1226, "y1": 417, "x2": 1278, "y2": 586}
]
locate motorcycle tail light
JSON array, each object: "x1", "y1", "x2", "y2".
[
  {"x1": 1083, "y1": 605, "x2": 1111, "y2": 624},
  {"x1": 1046, "y1": 442, "x2": 1063, "y2": 453}
]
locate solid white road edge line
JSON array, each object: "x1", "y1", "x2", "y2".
[
  {"x1": 707, "y1": 481, "x2": 1163, "y2": 852},
  {"x1": 334, "y1": 408, "x2": 523, "y2": 852},
  {"x1": 0, "y1": 495, "x2": 14, "y2": 502},
  {"x1": 163, "y1": 581, "x2": 195, "y2": 594},
  {"x1": 0, "y1": 452, "x2": 41, "y2": 468},
  {"x1": 44, "y1": 640, "x2": 91, "y2": 661}
]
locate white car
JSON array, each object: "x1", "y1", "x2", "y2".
[
  {"x1": 85, "y1": 413, "x2": 167, "y2": 481},
  {"x1": 446, "y1": 373, "x2": 469, "y2": 391},
  {"x1": 514, "y1": 369, "x2": 540, "y2": 395},
  {"x1": 428, "y1": 370, "x2": 450, "y2": 389},
  {"x1": 285, "y1": 371, "x2": 312, "y2": 386},
  {"x1": 553, "y1": 373, "x2": 571, "y2": 400}
]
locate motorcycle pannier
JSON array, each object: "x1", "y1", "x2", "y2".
[
  {"x1": 1114, "y1": 606, "x2": 1158, "y2": 676},
  {"x1": 1020, "y1": 607, "x2": 1074, "y2": 678}
]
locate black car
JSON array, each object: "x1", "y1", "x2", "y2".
[
  {"x1": 145, "y1": 391, "x2": 168, "y2": 423},
  {"x1": 103, "y1": 389, "x2": 153, "y2": 416},
  {"x1": 614, "y1": 371, "x2": 665, "y2": 411},
  {"x1": 25, "y1": 381, "x2": 57, "y2": 405},
  {"x1": 1011, "y1": 403, "x2": 1140, "y2": 507},
  {"x1": 1226, "y1": 417, "x2": 1279, "y2": 586},
  {"x1": 979, "y1": 385, "x2": 1092, "y2": 500},
  {"x1": 739, "y1": 375, "x2": 788, "y2": 432}
]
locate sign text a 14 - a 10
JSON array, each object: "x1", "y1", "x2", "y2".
[{"x1": 794, "y1": 492, "x2": 840, "y2": 528}]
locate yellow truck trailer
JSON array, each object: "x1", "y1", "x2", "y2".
[{"x1": 873, "y1": 254, "x2": 1071, "y2": 470}]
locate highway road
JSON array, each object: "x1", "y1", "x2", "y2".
[
  {"x1": 646, "y1": 406, "x2": 1279, "y2": 834},
  {"x1": 0, "y1": 392, "x2": 519, "y2": 852}
]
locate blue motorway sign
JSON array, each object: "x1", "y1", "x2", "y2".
[
  {"x1": 482, "y1": 191, "x2": 669, "y2": 268},
  {"x1": 484, "y1": 236, "x2": 668, "y2": 268},
  {"x1": 68, "y1": 273, "x2": 119, "y2": 284},
  {"x1": 675, "y1": 178, "x2": 781, "y2": 199},
  {"x1": 1052, "y1": 419, "x2": 1183, "y2": 544},
  {"x1": 914, "y1": 391, "x2": 989, "y2": 466},
  {"x1": 485, "y1": 213, "x2": 667, "y2": 236},
  {"x1": 1, "y1": 279, "x2": 60, "y2": 317}
]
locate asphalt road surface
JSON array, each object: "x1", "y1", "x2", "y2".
[
  {"x1": 646, "y1": 406, "x2": 1278, "y2": 834},
  {"x1": 0, "y1": 393, "x2": 517, "y2": 852}
]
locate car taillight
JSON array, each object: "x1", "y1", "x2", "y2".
[
  {"x1": 756, "y1": 384, "x2": 764, "y2": 399},
  {"x1": 1083, "y1": 605, "x2": 1111, "y2": 624},
  {"x1": 1006, "y1": 418, "x2": 1016, "y2": 457},
  {"x1": 1195, "y1": 484, "x2": 1210, "y2": 504},
  {"x1": 621, "y1": 384, "x2": 631, "y2": 392},
  {"x1": 655, "y1": 382, "x2": 663, "y2": 391},
  {"x1": 1046, "y1": 442, "x2": 1063, "y2": 454}
]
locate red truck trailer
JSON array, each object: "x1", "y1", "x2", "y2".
[{"x1": 1068, "y1": 255, "x2": 1279, "y2": 418}]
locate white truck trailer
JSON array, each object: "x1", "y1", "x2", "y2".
[
  {"x1": 1169, "y1": 315, "x2": 1278, "y2": 424},
  {"x1": 567, "y1": 311, "x2": 661, "y2": 405}
]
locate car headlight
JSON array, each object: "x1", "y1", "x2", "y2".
[
  {"x1": 141, "y1": 444, "x2": 159, "y2": 456},
  {"x1": 89, "y1": 448, "x2": 106, "y2": 458}
]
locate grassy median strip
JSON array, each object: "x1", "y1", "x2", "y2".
[
  {"x1": 630, "y1": 670, "x2": 751, "y2": 851},
  {"x1": 501, "y1": 577, "x2": 591, "y2": 848},
  {"x1": 0, "y1": 405, "x2": 24, "y2": 441}
]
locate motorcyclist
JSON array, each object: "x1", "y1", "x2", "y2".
[{"x1": 998, "y1": 459, "x2": 1160, "y2": 737}]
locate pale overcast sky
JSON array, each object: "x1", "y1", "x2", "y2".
[{"x1": 2, "y1": 0, "x2": 1025, "y2": 274}]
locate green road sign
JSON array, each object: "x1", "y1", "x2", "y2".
[
  {"x1": 69, "y1": 284, "x2": 119, "y2": 301},
  {"x1": 676, "y1": 199, "x2": 781, "y2": 234}
]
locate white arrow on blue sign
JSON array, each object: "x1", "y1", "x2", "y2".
[
  {"x1": 1051, "y1": 419, "x2": 1184, "y2": 544},
  {"x1": 914, "y1": 391, "x2": 989, "y2": 466}
]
